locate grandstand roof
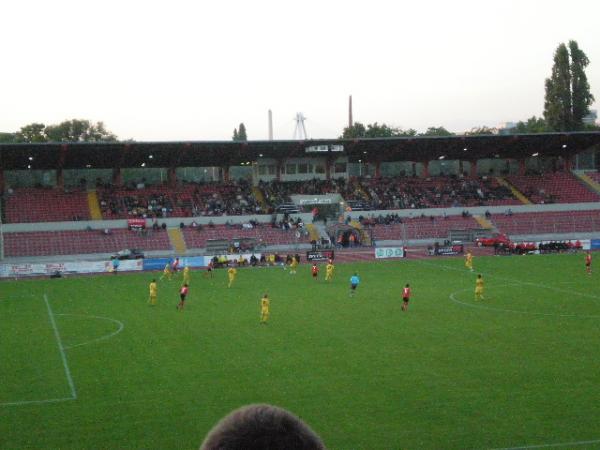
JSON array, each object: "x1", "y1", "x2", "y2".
[{"x1": 1, "y1": 132, "x2": 599, "y2": 170}]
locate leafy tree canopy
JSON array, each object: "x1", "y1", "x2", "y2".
[
  {"x1": 419, "y1": 126, "x2": 454, "y2": 137},
  {"x1": 341, "y1": 122, "x2": 416, "y2": 139},
  {"x1": 12, "y1": 119, "x2": 117, "y2": 143}
]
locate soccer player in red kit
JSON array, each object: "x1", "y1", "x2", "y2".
[
  {"x1": 172, "y1": 257, "x2": 180, "y2": 274},
  {"x1": 311, "y1": 263, "x2": 319, "y2": 280},
  {"x1": 177, "y1": 283, "x2": 189, "y2": 310},
  {"x1": 402, "y1": 283, "x2": 411, "y2": 312},
  {"x1": 585, "y1": 251, "x2": 592, "y2": 275}
]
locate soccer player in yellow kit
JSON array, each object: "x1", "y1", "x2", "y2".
[
  {"x1": 228, "y1": 267, "x2": 237, "y2": 288},
  {"x1": 260, "y1": 294, "x2": 270, "y2": 324},
  {"x1": 289, "y1": 256, "x2": 298, "y2": 275},
  {"x1": 325, "y1": 262, "x2": 335, "y2": 281},
  {"x1": 160, "y1": 263, "x2": 172, "y2": 281},
  {"x1": 148, "y1": 279, "x2": 158, "y2": 305},
  {"x1": 475, "y1": 274, "x2": 484, "y2": 300},
  {"x1": 182, "y1": 266, "x2": 191, "y2": 284},
  {"x1": 465, "y1": 251, "x2": 474, "y2": 272}
]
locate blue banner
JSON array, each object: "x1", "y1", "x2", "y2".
[
  {"x1": 591, "y1": 239, "x2": 600, "y2": 250},
  {"x1": 143, "y1": 258, "x2": 171, "y2": 271},
  {"x1": 180, "y1": 257, "x2": 207, "y2": 268}
]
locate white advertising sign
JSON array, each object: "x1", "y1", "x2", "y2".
[
  {"x1": 374, "y1": 247, "x2": 405, "y2": 259},
  {"x1": 0, "y1": 259, "x2": 143, "y2": 278}
]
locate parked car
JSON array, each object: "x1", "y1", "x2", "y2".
[
  {"x1": 475, "y1": 233, "x2": 511, "y2": 247},
  {"x1": 113, "y1": 249, "x2": 145, "y2": 260}
]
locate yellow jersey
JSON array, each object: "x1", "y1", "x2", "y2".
[
  {"x1": 261, "y1": 297, "x2": 270, "y2": 311},
  {"x1": 290, "y1": 258, "x2": 298, "y2": 267},
  {"x1": 326, "y1": 263, "x2": 334, "y2": 273},
  {"x1": 228, "y1": 268, "x2": 237, "y2": 277},
  {"x1": 183, "y1": 267, "x2": 190, "y2": 274},
  {"x1": 149, "y1": 282, "x2": 157, "y2": 295},
  {"x1": 476, "y1": 278, "x2": 484, "y2": 289},
  {"x1": 163, "y1": 264, "x2": 171, "y2": 273}
]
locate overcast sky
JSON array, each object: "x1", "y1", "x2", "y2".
[{"x1": 1, "y1": 0, "x2": 598, "y2": 141}]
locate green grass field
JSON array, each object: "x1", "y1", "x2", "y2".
[{"x1": 1, "y1": 253, "x2": 599, "y2": 450}]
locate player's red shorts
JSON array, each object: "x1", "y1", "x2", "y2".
[{"x1": 312, "y1": 272, "x2": 318, "y2": 278}]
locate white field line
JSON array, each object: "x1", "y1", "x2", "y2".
[
  {"x1": 415, "y1": 259, "x2": 600, "y2": 301},
  {"x1": 43, "y1": 294, "x2": 77, "y2": 400},
  {"x1": 58, "y1": 314, "x2": 124, "y2": 349},
  {"x1": 449, "y1": 287, "x2": 600, "y2": 319},
  {"x1": 0, "y1": 397, "x2": 75, "y2": 407},
  {"x1": 489, "y1": 437, "x2": 600, "y2": 449}
]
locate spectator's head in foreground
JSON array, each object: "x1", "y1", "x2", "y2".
[{"x1": 200, "y1": 404, "x2": 326, "y2": 450}]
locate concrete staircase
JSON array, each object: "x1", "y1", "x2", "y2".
[
  {"x1": 573, "y1": 172, "x2": 600, "y2": 195},
  {"x1": 87, "y1": 190, "x2": 103, "y2": 220},
  {"x1": 474, "y1": 215, "x2": 495, "y2": 231},
  {"x1": 495, "y1": 177, "x2": 531, "y2": 204},
  {"x1": 167, "y1": 228, "x2": 187, "y2": 255},
  {"x1": 252, "y1": 186, "x2": 268, "y2": 212}
]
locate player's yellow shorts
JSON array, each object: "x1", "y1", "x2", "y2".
[{"x1": 475, "y1": 287, "x2": 483, "y2": 295}]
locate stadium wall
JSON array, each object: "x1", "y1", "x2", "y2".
[
  {"x1": 3, "y1": 203, "x2": 600, "y2": 233},
  {"x1": 1, "y1": 213, "x2": 315, "y2": 233}
]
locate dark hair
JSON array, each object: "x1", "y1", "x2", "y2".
[
  {"x1": 200, "y1": 404, "x2": 326, "y2": 450},
  {"x1": 405, "y1": 283, "x2": 409, "y2": 287}
]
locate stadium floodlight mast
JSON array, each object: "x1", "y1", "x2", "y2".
[{"x1": 293, "y1": 112, "x2": 308, "y2": 140}]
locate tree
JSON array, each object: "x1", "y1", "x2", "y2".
[
  {"x1": 544, "y1": 41, "x2": 594, "y2": 131},
  {"x1": 511, "y1": 116, "x2": 549, "y2": 134},
  {"x1": 419, "y1": 126, "x2": 454, "y2": 137},
  {"x1": 237, "y1": 123, "x2": 247, "y2": 141},
  {"x1": 340, "y1": 122, "x2": 367, "y2": 139},
  {"x1": 340, "y1": 122, "x2": 416, "y2": 139},
  {"x1": 0, "y1": 132, "x2": 16, "y2": 143},
  {"x1": 465, "y1": 126, "x2": 497, "y2": 135},
  {"x1": 569, "y1": 40, "x2": 595, "y2": 129},
  {"x1": 232, "y1": 123, "x2": 247, "y2": 141},
  {"x1": 45, "y1": 119, "x2": 117, "y2": 142},
  {"x1": 15, "y1": 123, "x2": 47, "y2": 142}
]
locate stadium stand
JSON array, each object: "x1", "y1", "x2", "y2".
[
  {"x1": 360, "y1": 214, "x2": 483, "y2": 240},
  {"x1": 98, "y1": 184, "x2": 196, "y2": 219},
  {"x1": 506, "y1": 173, "x2": 600, "y2": 204},
  {"x1": 4, "y1": 229, "x2": 171, "y2": 257},
  {"x1": 192, "y1": 180, "x2": 262, "y2": 216},
  {"x1": 491, "y1": 210, "x2": 600, "y2": 235},
  {"x1": 345, "y1": 176, "x2": 519, "y2": 210},
  {"x1": 182, "y1": 223, "x2": 311, "y2": 249},
  {"x1": 3, "y1": 188, "x2": 90, "y2": 223}
]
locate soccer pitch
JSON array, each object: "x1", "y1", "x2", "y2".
[{"x1": 1, "y1": 254, "x2": 599, "y2": 450}]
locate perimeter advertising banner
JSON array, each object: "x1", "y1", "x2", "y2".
[
  {"x1": 374, "y1": 247, "x2": 405, "y2": 259},
  {"x1": 306, "y1": 250, "x2": 335, "y2": 262},
  {"x1": 0, "y1": 259, "x2": 143, "y2": 278}
]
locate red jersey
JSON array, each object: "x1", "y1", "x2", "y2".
[
  {"x1": 172, "y1": 259, "x2": 180, "y2": 271},
  {"x1": 312, "y1": 265, "x2": 319, "y2": 275},
  {"x1": 402, "y1": 287, "x2": 411, "y2": 299},
  {"x1": 586, "y1": 254, "x2": 592, "y2": 265},
  {"x1": 180, "y1": 286, "x2": 189, "y2": 296}
]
